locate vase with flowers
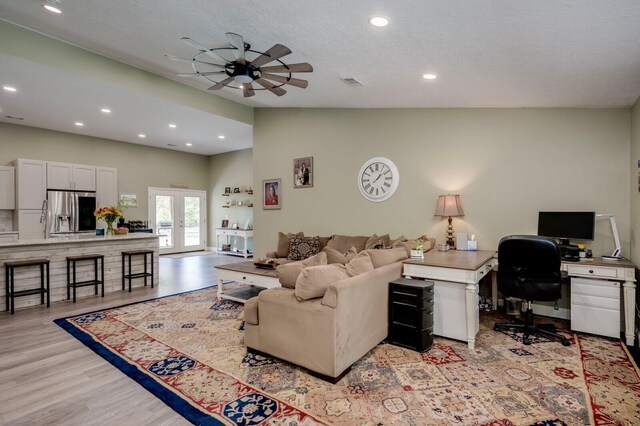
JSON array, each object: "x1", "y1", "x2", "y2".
[
  {"x1": 95, "y1": 206, "x2": 123, "y2": 236},
  {"x1": 411, "y1": 232, "x2": 428, "y2": 260}
]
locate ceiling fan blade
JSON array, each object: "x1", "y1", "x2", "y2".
[
  {"x1": 250, "y1": 44, "x2": 292, "y2": 68},
  {"x1": 177, "y1": 71, "x2": 225, "y2": 77},
  {"x1": 226, "y1": 32, "x2": 246, "y2": 64},
  {"x1": 260, "y1": 62, "x2": 313, "y2": 73},
  {"x1": 261, "y1": 73, "x2": 308, "y2": 88},
  {"x1": 207, "y1": 76, "x2": 235, "y2": 90},
  {"x1": 165, "y1": 55, "x2": 225, "y2": 68},
  {"x1": 181, "y1": 37, "x2": 229, "y2": 63},
  {"x1": 254, "y1": 78, "x2": 287, "y2": 96},
  {"x1": 243, "y1": 82, "x2": 255, "y2": 97}
]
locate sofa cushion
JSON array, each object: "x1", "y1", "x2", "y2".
[
  {"x1": 276, "y1": 232, "x2": 304, "y2": 258},
  {"x1": 365, "y1": 234, "x2": 391, "y2": 250},
  {"x1": 288, "y1": 236, "x2": 320, "y2": 260},
  {"x1": 345, "y1": 250, "x2": 374, "y2": 276},
  {"x1": 322, "y1": 246, "x2": 358, "y2": 264},
  {"x1": 365, "y1": 247, "x2": 409, "y2": 268},
  {"x1": 326, "y1": 234, "x2": 370, "y2": 253},
  {"x1": 245, "y1": 297, "x2": 259, "y2": 325},
  {"x1": 389, "y1": 235, "x2": 408, "y2": 246},
  {"x1": 318, "y1": 236, "x2": 331, "y2": 251},
  {"x1": 275, "y1": 252, "x2": 327, "y2": 289},
  {"x1": 295, "y1": 264, "x2": 349, "y2": 301}
]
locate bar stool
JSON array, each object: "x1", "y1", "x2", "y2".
[
  {"x1": 5, "y1": 259, "x2": 50, "y2": 315},
  {"x1": 122, "y1": 250, "x2": 154, "y2": 292},
  {"x1": 66, "y1": 254, "x2": 105, "y2": 303}
]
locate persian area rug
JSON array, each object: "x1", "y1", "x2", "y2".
[{"x1": 55, "y1": 286, "x2": 640, "y2": 426}]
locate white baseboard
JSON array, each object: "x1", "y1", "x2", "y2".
[{"x1": 206, "y1": 246, "x2": 217, "y2": 252}]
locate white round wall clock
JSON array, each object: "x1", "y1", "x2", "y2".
[{"x1": 357, "y1": 157, "x2": 399, "y2": 202}]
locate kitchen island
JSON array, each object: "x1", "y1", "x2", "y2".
[{"x1": 0, "y1": 233, "x2": 159, "y2": 312}]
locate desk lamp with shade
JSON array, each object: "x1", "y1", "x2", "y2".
[{"x1": 434, "y1": 194, "x2": 464, "y2": 249}]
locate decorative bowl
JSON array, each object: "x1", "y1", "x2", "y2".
[{"x1": 114, "y1": 227, "x2": 129, "y2": 235}]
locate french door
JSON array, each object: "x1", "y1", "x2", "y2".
[{"x1": 148, "y1": 188, "x2": 206, "y2": 254}]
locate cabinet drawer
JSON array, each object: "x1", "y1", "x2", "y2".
[
  {"x1": 571, "y1": 304, "x2": 619, "y2": 338},
  {"x1": 572, "y1": 293, "x2": 620, "y2": 310},
  {"x1": 391, "y1": 290, "x2": 433, "y2": 309},
  {"x1": 391, "y1": 303, "x2": 434, "y2": 329},
  {"x1": 388, "y1": 323, "x2": 433, "y2": 352},
  {"x1": 566, "y1": 265, "x2": 617, "y2": 279},
  {"x1": 571, "y1": 279, "x2": 619, "y2": 299},
  {"x1": 475, "y1": 262, "x2": 494, "y2": 282}
]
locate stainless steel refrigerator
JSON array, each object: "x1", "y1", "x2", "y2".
[{"x1": 47, "y1": 190, "x2": 97, "y2": 235}]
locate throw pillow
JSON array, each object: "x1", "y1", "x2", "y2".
[
  {"x1": 288, "y1": 236, "x2": 320, "y2": 260},
  {"x1": 366, "y1": 247, "x2": 408, "y2": 268},
  {"x1": 345, "y1": 250, "x2": 374, "y2": 276},
  {"x1": 389, "y1": 235, "x2": 408, "y2": 246},
  {"x1": 322, "y1": 246, "x2": 359, "y2": 264},
  {"x1": 275, "y1": 252, "x2": 327, "y2": 289},
  {"x1": 295, "y1": 264, "x2": 349, "y2": 301},
  {"x1": 276, "y1": 231, "x2": 304, "y2": 258},
  {"x1": 318, "y1": 236, "x2": 331, "y2": 251},
  {"x1": 365, "y1": 234, "x2": 391, "y2": 250},
  {"x1": 326, "y1": 235, "x2": 370, "y2": 253},
  {"x1": 345, "y1": 246, "x2": 358, "y2": 261}
]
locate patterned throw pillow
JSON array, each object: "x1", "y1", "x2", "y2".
[{"x1": 288, "y1": 236, "x2": 320, "y2": 260}]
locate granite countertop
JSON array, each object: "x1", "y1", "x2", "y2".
[{"x1": 0, "y1": 233, "x2": 159, "y2": 247}]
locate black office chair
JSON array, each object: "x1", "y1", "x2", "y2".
[{"x1": 494, "y1": 235, "x2": 570, "y2": 346}]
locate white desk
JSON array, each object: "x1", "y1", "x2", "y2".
[
  {"x1": 491, "y1": 256, "x2": 637, "y2": 346},
  {"x1": 215, "y1": 228, "x2": 253, "y2": 258},
  {"x1": 403, "y1": 250, "x2": 497, "y2": 350}
]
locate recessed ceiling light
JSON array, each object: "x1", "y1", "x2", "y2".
[
  {"x1": 138, "y1": 133, "x2": 146, "y2": 138},
  {"x1": 74, "y1": 122, "x2": 84, "y2": 127},
  {"x1": 169, "y1": 123, "x2": 177, "y2": 128},
  {"x1": 43, "y1": 4, "x2": 62, "y2": 14},
  {"x1": 186, "y1": 143, "x2": 193, "y2": 147},
  {"x1": 3, "y1": 86, "x2": 17, "y2": 92},
  {"x1": 422, "y1": 74, "x2": 437, "y2": 80},
  {"x1": 218, "y1": 135, "x2": 225, "y2": 139},
  {"x1": 369, "y1": 16, "x2": 389, "y2": 27},
  {"x1": 101, "y1": 108, "x2": 111, "y2": 113}
]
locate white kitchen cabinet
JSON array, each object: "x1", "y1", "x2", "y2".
[
  {"x1": 47, "y1": 162, "x2": 96, "y2": 191},
  {"x1": 96, "y1": 167, "x2": 118, "y2": 208},
  {"x1": 13, "y1": 159, "x2": 47, "y2": 210},
  {"x1": 0, "y1": 166, "x2": 15, "y2": 209},
  {"x1": 72, "y1": 164, "x2": 96, "y2": 191},
  {"x1": 17, "y1": 210, "x2": 45, "y2": 240},
  {"x1": 0, "y1": 233, "x2": 18, "y2": 243}
]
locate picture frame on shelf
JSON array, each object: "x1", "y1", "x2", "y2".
[
  {"x1": 221, "y1": 219, "x2": 229, "y2": 228},
  {"x1": 263, "y1": 178, "x2": 281, "y2": 210},
  {"x1": 293, "y1": 156, "x2": 313, "y2": 188},
  {"x1": 233, "y1": 187, "x2": 241, "y2": 193},
  {"x1": 224, "y1": 187, "x2": 231, "y2": 194},
  {"x1": 119, "y1": 193, "x2": 138, "y2": 207}
]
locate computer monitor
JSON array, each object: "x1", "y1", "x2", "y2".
[{"x1": 537, "y1": 211, "x2": 595, "y2": 245}]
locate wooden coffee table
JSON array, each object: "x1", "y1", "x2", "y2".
[{"x1": 215, "y1": 261, "x2": 280, "y2": 303}]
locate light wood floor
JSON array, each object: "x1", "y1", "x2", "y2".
[{"x1": 0, "y1": 252, "x2": 245, "y2": 426}]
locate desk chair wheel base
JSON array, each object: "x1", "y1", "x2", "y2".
[{"x1": 494, "y1": 306, "x2": 570, "y2": 347}]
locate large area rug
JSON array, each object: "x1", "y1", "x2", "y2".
[{"x1": 55, "y1": 286, "x2": 640, "y2": 425}]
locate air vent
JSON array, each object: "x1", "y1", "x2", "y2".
[
  {"x1": 341, "y1": 77, "x2": 364, "y2": 87},
  {"x1": 167, "y1": 143, "x2": 177, "y2": 147},
  {"x1": 3, "y1": 115, "x2": 24, "y2": 121}
]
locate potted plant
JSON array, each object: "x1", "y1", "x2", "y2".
[{"x1": 411, "y1": 232, "x2": 428, "y2": 260}]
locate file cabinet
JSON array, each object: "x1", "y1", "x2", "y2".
[{"x1": 388, "y1": 278, "x2": 434, "y2": 352}]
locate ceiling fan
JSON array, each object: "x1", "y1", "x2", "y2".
[{"x1": 165, "y1": 32, "x2": 313, "y2": 97}]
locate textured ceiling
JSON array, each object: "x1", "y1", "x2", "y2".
[{"x1": 1, "y1": 0, "x2": 639, "y2": 108}]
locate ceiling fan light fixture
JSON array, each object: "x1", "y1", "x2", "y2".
[
  {"x1": 422, "y1": 74, "x2": 437, "y2": 80},
  {"x1": 234, "y1": 74, "x2": 253, "y2": 84},
  {"x1": 369, "y1": 16, "x2": 389, "y2": 27}
]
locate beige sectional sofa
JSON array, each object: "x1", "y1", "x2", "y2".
[{"x1": 244, "y1": 232, "x2": 436, "y2": 382}]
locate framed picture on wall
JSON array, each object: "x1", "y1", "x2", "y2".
[
  {"x1": 119, "y1": 193, "x2": 138, "y2": 207},
  {"x1": 263, "y1": 178, "x2": 281, "y2": 210},
  {"x1": 293, "y1": 157, "x2": 313, "y2": 188}
]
